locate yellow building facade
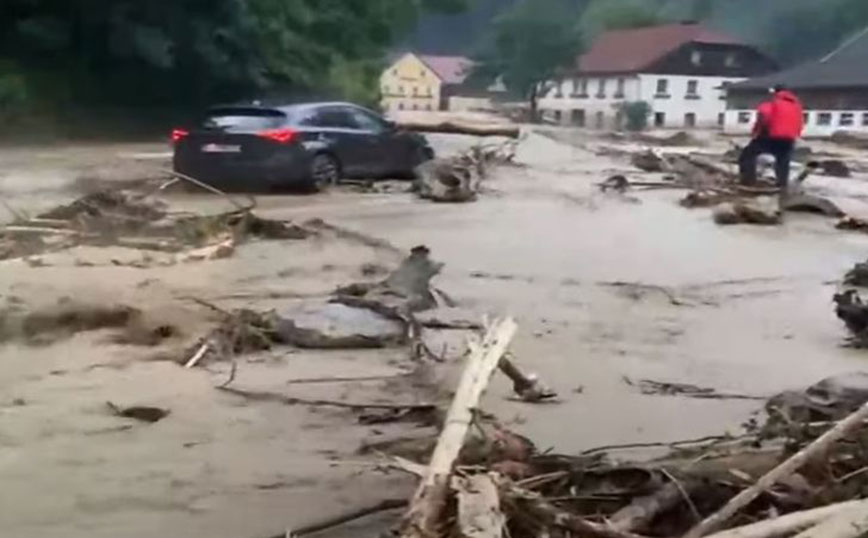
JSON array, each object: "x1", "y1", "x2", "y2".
[{"x1": 380, "y1": 53, "x2": 442, "y2": 112}]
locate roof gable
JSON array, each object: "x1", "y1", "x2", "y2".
[
  {"x1": 578, "y1": 23, "x2": 742, "y2": 74},
  {"x1": 417, "y1": 55, "x2": 474, "y2": 84}
]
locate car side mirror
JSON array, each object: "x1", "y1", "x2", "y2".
[{"x1": 384, "y1": 120, "x2": 397, "y2": 131}]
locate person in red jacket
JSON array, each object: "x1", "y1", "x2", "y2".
[{"x1": 738, "y1": 85, "x2": 804, "y2": 192}]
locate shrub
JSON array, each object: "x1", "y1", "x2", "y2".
[{"x1": 620, "y1": 100, "x2": 651, "y2": 131}]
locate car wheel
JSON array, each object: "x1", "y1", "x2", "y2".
[{"x1": 310, "y1": 153, "x2": 340, "y2": 190}]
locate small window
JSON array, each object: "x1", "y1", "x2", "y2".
[
  {"x1": 398, "y1": 103, "x2": 404, "y2": 110},
  {"x1": 691, "y1": 51, "x2": 702, "y2": 66},
  {"x1": 412, "y1": 87, "x2": 418, "y2": 96},
  {"x1": 420, "y1": 69, "x2": 426, "y2": 78},
  {"x1": 654, "y1": 112, "x2": 666, "y2": 127},
  {"x1": 738, "y1": 111, "x2": 752, "y2": 124},
  {"x1": 862, "y1": 112, "x2": 868, "y2": 126},
  {"x1": 687, "y1": 80, "x2": 699, "y2": 96},
  {"x1": 803, "y1": 112, "x2": 810, "y2": 125},
  {"x1": 398, "y1": 85, "x2": 404, "y2": 94},
  {"x1": 571, "y1": 78, "x2": 581, "y2": 96},
  {"x1": 725, "y1": 54, "x2": 739, "y2": 67},
  {"x1": 580, "y1": 79, "x2": 588, "y2": 96},
  {"x1": 818, "y1": 112, "x2": 832, "y2": 126},
  {"x1": 717, "y1": 113, "x2": 724, "y2": 126},
  {"x1": 392, "y1": 69, "x2": 398, "y2": 76},
  {"x1": 655, "y1": 79, "x2": 669, "y2": 96},
  {"x1": 685, "y1": 112, "x2": 697, "y2": 128},
  {"x1": 425, "y1": 104, "x2": 432, "y2": 111},
  {"x1": 553, "y1": 110, "x2": 562, "y2": 122},
  {"x1": 554, "y1": 80, "x2": 564, "y2": 98},
  {"x1": 412, "y1": 103, "x2": 418, "y2": 110},
  {"x1": 595, "y1": 111, "x2": 605, "y2": 128},
  {"x1": 571, "y1": 109, "x2": 585, "y2": 127},
  {"x1": 840, "y1": 113, "x2": 855, "y2": 126},
  {"x1": 597, "y1": 79, "x2": 607, "y2": 98},
  {"x1": 615, "y1": 78, "x2": 626, "y2": 97}
]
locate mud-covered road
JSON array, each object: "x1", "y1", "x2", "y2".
[{"x1": 3, "y1": 130, "x2": 868, "y2": 538}]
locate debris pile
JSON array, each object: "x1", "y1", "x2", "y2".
[
  {"x1": 0, "y1": 187, "x2": 310, "y2": 262},
  {"x1": 834, "y1": 289, "x2": 868, "y2": 347},
  {"x1": 414, "y1": 140, "x2": 519, "y2": 203},
  {"x1": 383, "y1": 329, "x2": 868, "y2": 538}
]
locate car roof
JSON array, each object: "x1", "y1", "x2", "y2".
[{"x1": 209, "y1": 101, "x2": 370, "y2": 115}]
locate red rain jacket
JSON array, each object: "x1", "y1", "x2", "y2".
[{"x1": 754, "y1": 90, "x2": 804, "y2": 141}]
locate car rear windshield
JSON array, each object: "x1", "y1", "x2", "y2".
[{"x1": 201, "y1": 107, "x2": 286, "y2": 131}]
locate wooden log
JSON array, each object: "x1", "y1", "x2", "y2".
[
  {"x1": 454, "y1": 473, "x2": 505, "y2": 538},
  {"x1": 793, "y1": 502, "x2": 868, "y2": 538},
  {"x1": 702, "y1": 499, "x2": 868, "y2": 538},
  {"x1": 397, "y1": 120, "x2": 520, "y2": 139},
  {"x1": 683, "y1": 399, "x2": 868, "y2": 538},
  {"x1": 609, "y1": 481, "x2": 694, "y2": 532},
  {"x1": 399, "y1": 317, "x2": 518, "y2": 538}
]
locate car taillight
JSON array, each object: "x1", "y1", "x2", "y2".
[
  {"x1": 258, "y1": 128, "x2": 297, "y2": 144},
  {"x1": 171, "y1": 128, "x2": 189, "y2": 143}
]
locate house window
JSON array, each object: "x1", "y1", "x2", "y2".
[
  {"x1": 412, "y1": 87, "x2": 418, "y2": 96},
  {"x1": 398, "y1": 103, "x2": 404, "y2": 110},
  {"x1": 571, "y1": 78, "x2": 581, "y2": 96},
  {"x1": 840, "y1": 113, "x2": 855, "y2": 126},
  {"x1": 738, "y1": 111, "x2": 752, "y2": 124},
  {"x1": 817, "y1": 112, "x2": 832, "y2": 126},
  {"x1": 717, "y1": 113, "x2": 724, "y2": 126},
  {"x1": 412, "y1": 103, "x2": 418, "y2": 110},
  {"x1": 421, "y1": 70, "x2": 426, "y2": 78},
  {"x1": 725, "y1": 54, "x2": 739, "y2": 68},
  {"x1": 425, "y1": 104, "x2": 432, "y2": 111},
  {"x1": 596, "y1": 78, "x2": 607, "y2": 98},
  {"x1": 554, "y1": 80, "x2": 564, "y2": 98},
  {"x1": 579, "y1": 79, "x2": 589, "y2": 97},
  {"x1": 862, "y1": 112, "x2": 868, "y2": 126},
  {"x1": 684, "y1": 112, "x2": 697, "y2": 128},
  {"x1": 398, "y1": 85, "x2": 404, "y2": 94},
  {"x1": 595, "y1": 111, "x2": 605, "y2": 128},
  {"x1": 803, "y1": 112, "x2": 810, "y2": 125},
  {"x1": 392, "y1": 69, "x2": 398, "y2": 76},
  {"x1": 691, "y1": 51, "x2": 702, "y2": 66},
  {"x1": 686, "y1": 80, "x2": 699, "y2": 98},
  {"x1": 571, "y1": 109, "x2": 585, "y2": 127},
  {"x1": 553, "y1": 110, "x2": 562, "y2": 122},
  {"x1": 655, "y1": 79, "x2": 669, "y2": 97},
  {"x1": 654, "y1": 112, "x2": 665, "y2": 127},
  {"x1": 615, "y1": 78, "x2": 626, "y2": 97}
]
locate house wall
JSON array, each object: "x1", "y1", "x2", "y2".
[
  {"x1": 538, "y1": 74, "x2": 743, "y2": 129},
  {"x1": 380, "y1": 53, "x2": 441, "y2": 112},
  {"x1": 537, "y1": 76, "x2": 640, "y2": 128},
  {"x1": 724, "y1": 88, "x2": 868, "y2": 137}
]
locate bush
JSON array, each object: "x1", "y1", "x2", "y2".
[{"x1": 620, "y1": 100, "x2": 651, "y2": 131}]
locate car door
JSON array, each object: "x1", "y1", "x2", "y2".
[{"x1": 312, "y1": 106, "x2": 375, "y2": 177}]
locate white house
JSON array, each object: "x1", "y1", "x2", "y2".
[
  {"x1": 725, "y1": 27, "x2": 868, "y2": 138},
  {"x1": 538, "y1": 23, "x2": 777, "y2": 129}
]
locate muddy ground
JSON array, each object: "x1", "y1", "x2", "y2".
[{"x1": 3, "y1": 129, "x2": 868, "y2": 538}]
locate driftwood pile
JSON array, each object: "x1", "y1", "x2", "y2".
[
  {"x1": 387, "y1": 331, "x2": 868, "y2": 538},
  {"x1": 0, "y1": 185, "x2": 310, "y2": 263},
  {"x1": 414, "y1": 140, "x2": 520, "y2": 203}
]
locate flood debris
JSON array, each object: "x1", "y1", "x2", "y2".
[
  {"x1": 377, "y1": 362, "x2": 868, "y2": 538},
  {"x1": 624, "y1": 378, "x2": 764, "y2": 401},
  {"x1": 0, "y1": 300, "x2": 141, "y2": 345},
  {"x1": 815, "y1": 159, "x2": 851, "y2": 178},
  {"x1": 844, "y1": 260, "x2": 868, "y2": 287},
  {"x1": 414, "y1": 140, "x2": 518, "y2": 203},
  {"x1": 632, "y1": 150, "x2": 669, "y2": 173},
  {"x1": 833, "y1": 290, "x2": 868, "y2": 346},
  {"x1": 0, "y1": 185, "x2": 311, "y2": 263},
  {"x1": 713, "y1": 199, "x2": 781, "y2": 226},
  {"x1": 397, "y1": 119, "x2": 520, "y2": 139},
  {"x1": 106, "y1": 401, "x2": 170, "y2": 423}
]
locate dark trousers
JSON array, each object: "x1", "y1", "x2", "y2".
[{"x1": 738, "y1": 137, "x2": 795, "y2": 187}]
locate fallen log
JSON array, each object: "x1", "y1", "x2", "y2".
[
  {"x1": 397, "y1": 120, "x2": 520, "y2": 139},
  {"x1": 454, "y1": 473, "x2": 505, "y2": 538},
  {"x1": 703, "y1": 499, "x2": 868, "y2": 538},
  {"x1": 793, "y1": 502, "x2": 868, "y2": 538},
  {"x1": 282, "y1": 499, "x2": 409, "y2": 538},
  {"x1": 399, "y1": 317, "x2": 518, "y2": 538},
  {"x1": 683, "y1": 397, "x2": 868, "y2": 538},
  {"x1": 609, "y1": 480, "x2": 698, "y2": 533}
]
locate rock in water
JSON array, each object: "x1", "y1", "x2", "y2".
[{"x1": 713, "y1": 197, "x2": 781, "y2": 226}]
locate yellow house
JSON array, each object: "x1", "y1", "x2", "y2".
[{"x1": 380, "y1": 53, "x2": 473, "y2": 112}]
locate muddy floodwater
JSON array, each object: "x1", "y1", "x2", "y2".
[{"x1": 2, "y1": 130, "x2": 868, "y2": 537}]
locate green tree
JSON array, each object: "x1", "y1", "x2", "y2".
[
  {"x1": 581, "y1": 0, "x2": 666, "y2": 35},
  {"x1": 473, "y1": 0, "x2": 584, "y2": 122},
  {"x1": 619, "y1": 101, "x2": 652, "y2": 131}
]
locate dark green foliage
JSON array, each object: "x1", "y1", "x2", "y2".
[
  {"x1": 0, "y1": 0, "x2": 469, "y2": 110},
  {"x1": 473, "y1": 0, "x2": 584, "y2": 120},
  {"x1": 620, "y1": 101, "x2": 652, "y2": 131}
]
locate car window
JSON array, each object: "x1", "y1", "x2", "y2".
[
  {"x1": 314, "y1": 107, "x2": 359, "y2": 129},
  {"x1": 349, "y1": 108, "x2": 388, "y2": 134},
  {"x1": 202, "y1": 108, "x2": 285, "y2": 130}
]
